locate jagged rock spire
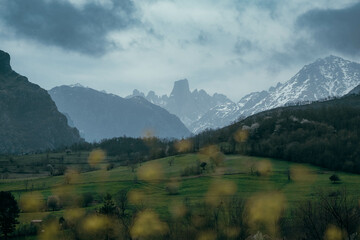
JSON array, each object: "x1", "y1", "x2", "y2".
[{"x1": 0, "y1": 50, "x2": 12, "y2": 74}]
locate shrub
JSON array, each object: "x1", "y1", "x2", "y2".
[
  {"x1": 329, "y1": 174, "x2": 340, "y2": 184},
  {"x1": 200, "y1": 162, "x2": 207, "y2": 171},
  {"x1": 165, "y1": 182, "x2": 179, "y2": 195},
  {"x1": 106, "y1": 163, "x2": 115, "y2": 171},
  {"x1": 47, "y1": 195, "x2": 60, "y2": 211},
  {"x1": 181, "y1": 162, "x2": 201, "y2": 177}
]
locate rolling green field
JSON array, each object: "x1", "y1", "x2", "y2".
[{"x1": 1, "y1": 152, "x2": 360, "y2": 228}]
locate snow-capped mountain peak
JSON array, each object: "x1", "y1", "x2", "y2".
[
  {"x1": 190, "y1": 55, "x2": 360, "y2": 133},
  {"x1": 126, "y1": 56, "x2": 360, "y2": 134}
]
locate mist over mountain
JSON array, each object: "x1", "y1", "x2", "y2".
[
  {"x1": 190, "y1": 55, "x2": 360, "y2": 133},
  {"x1": 127, "y1": 79, "x2": 233, "y2": 132},
  {"x1": 49, "y1": 85, "x2": 191, "y2": 142},
  {"x1": 0, "y1": 50, "x2": 82, "y2": 154}
]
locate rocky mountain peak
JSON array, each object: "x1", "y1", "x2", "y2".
[
  {"x1": 322, "y1": 55, "x2": 347, "y2": 63},
  {"x1": 0, "y1": 50, "x2": 12, "y2": 74},
  {"x1": 0, "y1": 50, "x2": 82, "y2": 153},
  {"x1": 190, "y1": 55, "x2": 360, "y2": 133},
  {"x1": 126, "y1": 78, "x2": 233, "y2": 132},
  {"x1": 311, "y1": 55, "x2": 352, "y2": 71},
  {"x1": 132, "y1": 89, "x2": 145, "y2": 98},
  {"x1": 69, "y1": 83, "x2": 85, "y2": 88},
  {"x1": 170, "y1": 79, "x2": 190, "y2": 97},
  {"x1": 147, "y1": 91, "x2": 157, "y2": 99}
]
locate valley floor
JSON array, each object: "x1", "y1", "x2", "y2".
[{"x1": 1, "y1": 153, "x2": 359, "y2": 239}]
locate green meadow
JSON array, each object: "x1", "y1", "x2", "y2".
[{"x1": 1, "y1": 152, "x2": 360, "y2": 227}]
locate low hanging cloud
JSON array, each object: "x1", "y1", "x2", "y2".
[
  {"x1": 1, "y1": 0, "x2": 359, "y2": 100},
  {"x1": 0, "y1": 0, "x2": 138, "y2": 56},
  {"x1": 296, "y1": 2, "x2": 360, "y2": 56}
]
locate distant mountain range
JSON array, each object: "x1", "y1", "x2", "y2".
[
  {"x1": 0, "y1": 50, "x2": 81, "y2": 154},
  {"x1": 195, "y1": 55, "x2": 360, "y2": 132},
  {"x1": 197, "y1": 89, "x2": 360, "y2": 173},
  {"x1": 127, "y1": 79, "x2": 233, "y2": 132},
  {"x1": 129, "y1": 56, "x2": 360, "y2": 133},
  {"x1": 49, "y1": 85, "x2": 191, "y2": 142},
  {"x1": 3, "y1": 47, "x2": 358, "y2": 153}
]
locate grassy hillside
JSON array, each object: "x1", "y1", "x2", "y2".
[
  {"x1": 193, "y1": 94, "x2": 360, "y2": 173},
  {"x1": 2, "y1": 153, "x2": 360, "y2": 223},
  {"x1": 2, "y1": 150, "x2": 360, "y2": 239}
]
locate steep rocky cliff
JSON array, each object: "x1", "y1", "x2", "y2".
[{"x1": 0, "y1": 50, "x2": 82, "y2": 153}]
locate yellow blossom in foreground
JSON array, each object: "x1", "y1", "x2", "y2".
[
  {"x1": 131, "y1": 210, "x2": 168, "y2": 238},
  {"x1": 39, "y1": 222, "x2": 59, "y2": 240},
  {"x1": 205, "y1": 179, "x2": 237, "y2": 206},
  {"x1": 88, "y1": 149, "x2": 106, "y2": 167},
  {"x1": 246, "y1": 192, "x2": 286, "y2": 236},
  {"x1": 175, "y1": 139, "x2": 193, "y2": 153},
  {"x1": 20, "y1": 192, "x2": 44, "y2": 212},
  {"x1": 137, "y1": 162, "x2": 164, "y2": 182},
  {"x1": 290, "y1": 165, "x2": 316, "y2": 183},
  {"x1": 197, "y1": 230, "x2": 216, "y2": 240},
  {"x1": 324, "y1": 225, "x2": 343, "y2": 240},
  {"x1": 128, "y1": 189, "x2": 145, "y2": 205},
  {"x1": 234, "y1": 129, "x2": 249, "y2": 143}
]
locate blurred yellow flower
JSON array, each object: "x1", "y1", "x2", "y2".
[
  {"x1": 131, "y1": 210, "x2": 168, "y2": 238},
  {"x1": 88, "y1": 149, "x2": 106, "y2": 167}
]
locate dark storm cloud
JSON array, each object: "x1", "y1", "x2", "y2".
[
  {"x1": 296, "y1": 3, "x2": 360, "y2": 55},
  {"x1": 0, "y1": 0, "x2": 138, "y2": 56}
]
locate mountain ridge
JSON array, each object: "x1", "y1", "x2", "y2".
[
  {"x1": 191, "y1": 92, "x2": 360, "y2": 173},
  {"x1": 190, "y1": 55, "x2": 360, "y2": 133},
  {"x1": 127, "y1": 79, "x2": 234, "y2": 131},
  {"x1": 49, "y1": 85, "x2": 191, "y2": 142},
  {"x1": 0, "y1": 50, "x2": 82, "y2": 154}
]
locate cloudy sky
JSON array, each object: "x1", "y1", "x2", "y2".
[{"x1": 1, "y1": 0, "x2": 360, "y2": 101}]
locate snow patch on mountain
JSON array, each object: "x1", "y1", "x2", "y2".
[
  {"x1": 191, "y1": 55, "x2": 360, "y2": 133},
  {"x1": 127, "y1": 56, "x2": 360, "y2": 134}
]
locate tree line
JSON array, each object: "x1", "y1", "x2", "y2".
[
  {"x1": 190, "y1": 95, "x2": 360, "y2": 173},
  {"x1": 68, "y1": 95, "x2": 360, "y2": 174}
]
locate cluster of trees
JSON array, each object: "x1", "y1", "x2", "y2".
[
  {"x1": 70, "y1": 136, "x2": 192, "y2": 166},
  {"x1": 289, "y1": 189, "x2": 360, "y2": 240},
  {"x1": 0, "y1": 154, "x2": 69, "y2": 177},
  {"x1": 63, "y1": 95, "x2": 360, "y2": 174},
  {"x1": 195, "y1": 95, "x2": 360, "y2": 173}
]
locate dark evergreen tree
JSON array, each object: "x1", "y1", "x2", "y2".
[
  {"x1": 0, "y1": 191, "x2": 20, "y2": 239},
  {"x1": 200, "y1": 162, "x2": 207, "y2": 170},
  {"x1": 99, "y1": 193, "x2": 117, "y2": 216}
]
